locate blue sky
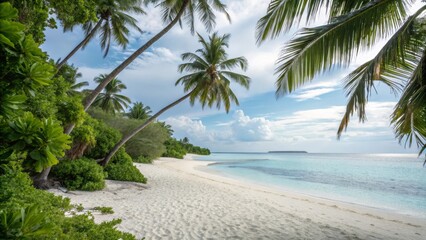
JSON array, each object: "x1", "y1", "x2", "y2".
[{"x1": 41, "y1": 0, "x2": 421, "y2": 153}]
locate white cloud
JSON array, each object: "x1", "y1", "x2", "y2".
[
  {"x1": 290, "y1": 88, "x2": 337, "y2": 101},
  {"x1": 161, "y1": 101, "x2": 412, "y2": 153},
  {"x1": 165, "y1": 110, "x2": 273, "y2": 145},
  {"x1": 230, "y1": 110, "x2": 273, "y2": 141},
  {"x1": 271, "y1": 102, "x2": 396, "y2": 142},
  {"x1": 165, "y1": 116, "x2": 214, "y2": 142},
  {"x1": 132, "y1": 47, "x2": 180, "y2": 67}
]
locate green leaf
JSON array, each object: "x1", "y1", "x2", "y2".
[
  {"x1": 0, "y1": 19, "x2": 24, "y2": 48},
  {"x1": 0, "y1": 2, "x2": 18, "y2": 20},
  {"x1": 0, "y1": 33, "x2": 14, "y2": 47},
  {"x1": 0, "y1": 95, "x2": 27, "y2": 117},
  {"x1": 29, "y1": 63, "x2": 54, "y2": 86}
]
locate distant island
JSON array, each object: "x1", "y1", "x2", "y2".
[{"x1": 268, "y1": 151, "x2": 308, "y2": 153}]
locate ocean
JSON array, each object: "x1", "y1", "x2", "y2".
[{"x1": 194, "y1": 153, "x2": 426, "y2": 218}]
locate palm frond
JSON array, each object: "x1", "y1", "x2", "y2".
[
  {"x1": 220, "y1": 71, "x2": 250, "y2": 89},
  {"x1": 391, "y1": 45, "x2": 426, "y2": 154},
  {"x1": 219, "y1": 57, "x2": 248, "y2": 71},
  {"x1": 274, "y1": 0, "x2": 409, "y2": 97},
  {"x1": 337, "y1": 6, "x2": 426, "y2": 137},
  {"x1": 256, "y1": 0, "x2": 329, "y2": 43}
]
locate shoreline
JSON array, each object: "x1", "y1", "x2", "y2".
[
  {"x1": 51, "y1": 154, "x2": 426, "y2": 239},
  {"x1": 192, "y1": 155, "x2": 425, "y2": 219},
  {"x1": 191, "y1": 153, "x2": 426, "y2": 219},
  {"x1": 161, "y1": 155, "x2": 426, "y2": 221}
]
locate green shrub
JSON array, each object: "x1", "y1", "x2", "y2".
[
  {"x1": 105, "y1": 163, "x2": 147, "y2": 183},
  {"x1": 85, "y1": 120, "x2": 121, "y2": 159},
  {"x1": 105, "y1": 148, "x2": 147, "y2": 183},
  {"x1": 94, "y1": 206, "x2": 114, "y2": 214},
  {"x1": 162, "y1": 138, "x2": 211, "y2": 158},
  {"x1": 52, "y1": 158, "x2": 106, "y2": 191},
  {"x1": 133, "y1": 155, "x2": 153, "y2": 164},
  {"x1": 0, "y1": 168, "x2": 136, "y2": 239},
  {"x1": 162, "y1": 149, "x2": 185, "y2": 159},
  {"x1": 0, "y1": 170, "x2": 70, "y2": 215},
  {"x1": 61, "y1": 215, "x2": 135, "y2": 240},
  {"x1": 0, "y1": 205, "x2": 55, "y2": 238},
  {"x1": 89, "y1": 108, "x2": 168, "y2": 160},
  {"x1": 111, "y1": 148, "x2": 133, "y2": 165}
]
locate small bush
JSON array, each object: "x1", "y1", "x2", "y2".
[
  {"x1": 52, "y1": 158, "x2": 106, "y2": 191},
  {"x1": 111, "y1": 148, "x2": 133, "y2": 165},
  {"x1": 105, "y1": 148, "x2": 147, "y2": 183},
  {"x1": 61, "y1": 216, "x2": 135, "y2": 240},
  {"x1": 163, "y1": 149, "x2": 185, "y2": 159},
  {"x1": 94, "y1": 206, "x2": 114, "y2": 214},
  {"x1": 75, "y1": 204, "x2": 84, "y2": 212},
  {"x1": 133, "y1": 155, "x2": 153, "y2": 164},
  {"x1": 85, "y1": 120, "x2": 121, "y2": 159}
]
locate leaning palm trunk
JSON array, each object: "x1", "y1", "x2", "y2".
[
  {"x1": 63, "y1": 0, "x2": 190, "y2": 136},
  {"x1": 56, "y1": 19, "x2": 103, "y2": 71},
  {"x1": 100, "y1": 91, "x2": 192, "y2": 166},
  {"x1": 66, "y1": 141, "x2": 90, "y2": 160},
  {"x1": 83, "y1": 0, "x2": 190, "y2": 111}
]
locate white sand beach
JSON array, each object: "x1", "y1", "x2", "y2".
[{"x1": 52, "y1": 155, "x2": 426, "y2": 240}]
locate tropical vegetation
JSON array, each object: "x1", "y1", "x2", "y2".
[
  {"x1": 3, "y1": 0, "x2": 425, "y2": 238},
  {"x1": 257, "y1": 0, "x2": 426, "y2": 155},
  {"x1": 0, "y1": 1, "x2": 215, "y2": 238}
]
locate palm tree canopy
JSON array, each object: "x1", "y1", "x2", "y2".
[
  {"x1": 159, "y1": 121, "x2": 174, "y2": 136},
  {"x1": 93, "y1": 74, "x2": 131, "y2": 114},
  {"x1": 176, "y1": 32, "x2": 250, "y2": 112},
  {"x1": 127, "y1": 102, "x2": 152, "y2": 119},
  {"x1": 81, "y1": 0, "x2": 146, "y2": 57},
  {"x1": 257, "y1": 0, "x2": 426, "y2": 154},
  {"x1": 146, "y1": 0, "x2": 231, "y2": 34},
  {"x1": 55, "y1": 63, "x2": 89, "y2": 95}
]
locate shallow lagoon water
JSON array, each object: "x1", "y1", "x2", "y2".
[{"x1": 195, "y1": 153, "x2": 426, "y2": 217}]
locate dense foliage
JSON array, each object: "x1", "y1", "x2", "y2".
[
  {"x1": 52, "y1": 158, "x2": 106, "y2": 191},
  {"x1": 105, "y1": 148, "x2": 147, "y2": 183},
  {"x1": 89, "y1": 108, "x2": 169, "y2": 161},
  {"x1": 163, "y1": 138, "x2": 210, "y2": 159},
  {"x1": 0, "y1": 167, "x2": 134, "y2": 239},
  {"x1": 0, "y1": 2, "x2": 72, "y2": 174},
  {"x1": 84, "y1": 117, "x2": 122, "y2": 160}
]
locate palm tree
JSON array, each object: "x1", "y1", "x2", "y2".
[
  {"x1": 82, "y1": 0, "x2": 231, "y2": 117},
  {"x1": 92, "y1": 74, "x2": 131, "y2": 114},
  {"x1": 127, "y1": 102, "x2": 152, "y2": 119},
  {"x1": 158, "y1": 121, "x2": 174, "y2": 137},
  {"x1": 56, "y1": 0, "x2": 145, "y2": 70},
  {"x1": 56, "y1": 63, "x2": 89, "y2": 96},
  {"x1": 100, "y1": 32, "x2": 250, "y2": 166},
  {"x1": 256, "y1": 0, "x2": 426, "y2": 154}
]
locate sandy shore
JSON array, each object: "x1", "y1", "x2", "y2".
[{"x1": 52, "y1": 155, "x2": 426, "y2": 239}]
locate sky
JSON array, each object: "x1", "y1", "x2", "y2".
[{"x1": 41, "y1": 0, "x2": 422, "y2": 154}]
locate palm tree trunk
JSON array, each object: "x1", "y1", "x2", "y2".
[
  {"x1": 83, "y1": 0, "x2": 190, "y2": 111},
  {"x1": 33, "y1": 122, "x2": 75, "y2": 188},
  {"x1": 56, "y1": 19, "x2": 103, "y2": 70},
  {"x1": 100, "y1": 91, "x2": 192, "y2": 166},
  {"x1": 33, "y1": 167, "x2": 52, "y2": 189}
]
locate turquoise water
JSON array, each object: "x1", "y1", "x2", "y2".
[{"x1": 195, "y1": 153, "x2": 426, "y2": 217}]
